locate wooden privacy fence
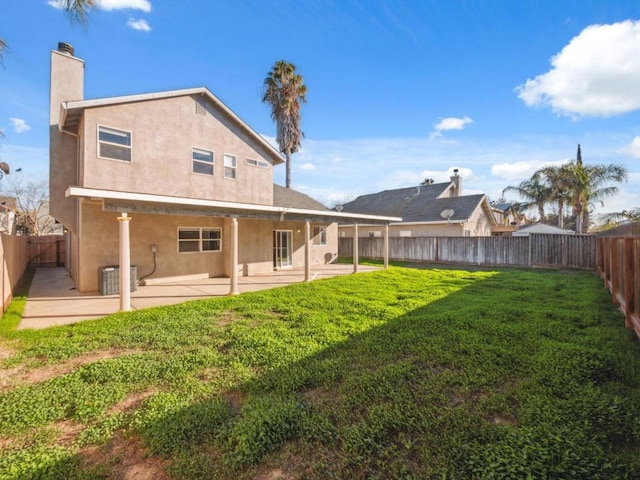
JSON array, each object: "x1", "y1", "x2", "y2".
[
  {"x1": 338, "y1": 233, "x2": 596, "y2": 270},
  {"x1": 596, "y1": 222, "x2": 640, "y2": 339},
  {"x1": 27, "y1": 235, "x2": 65, "y2": 268}
]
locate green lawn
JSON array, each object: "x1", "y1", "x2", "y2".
[{"x1": 0, "y1": 267, "x2": 638, "y2": 479}]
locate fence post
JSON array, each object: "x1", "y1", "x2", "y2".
[
  {"x1": 624, "y1": 238, "x2": 634, "y2": 329},
  {"x1": 528, "y1": 235, "x2": 532, "y2": 267}
]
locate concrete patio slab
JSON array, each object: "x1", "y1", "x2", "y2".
[{"x1": 19, "y1": 264, "x2": 379, "y2": 330}]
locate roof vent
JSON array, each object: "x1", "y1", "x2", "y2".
[{"x1": 57, "y1": 42, "x2": 74, "y2": 56}]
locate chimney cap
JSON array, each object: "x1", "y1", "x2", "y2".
[
  {"x1": 453, "y1": 168, "x2": 459, "y2": 175},
  {"x1": 57, "y1": 42, "x2": 74, "y2": 56}
]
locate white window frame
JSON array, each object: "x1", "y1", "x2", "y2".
[
  {"x1": 312, "y1": 226, "x2": 327, "y2": 246},
  {"x1": 399, "y1": 230, "x2": 412, "y2": 238},
  {"x1": 192, "y1": 147, "x2": 214, "y2": 176},
  {"x1": 368, "y1": 231, "x2": 382, "y2": 238},
  {"x1": 224, "y1": 154, "x2": 237, "y2": 179},
  {"x1": 97, "y1": 125, "x2": 132, "y2": 162},
  {"x1": 177, "y1": 227, "x2": 222, "y2": 253},
  {"x1": 246, "y1": 158, "x2": 269, "y2": 168}
]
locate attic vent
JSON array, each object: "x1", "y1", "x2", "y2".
[{"x1": 195, "y1": 96, "x2": 207, "y2": 116}]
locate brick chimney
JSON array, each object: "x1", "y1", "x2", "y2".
[{"x1": 450, "y1": 168, "x2": 461, "y2": 196}]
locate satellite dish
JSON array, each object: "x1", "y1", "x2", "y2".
[
  {"x1": 440, "y1": 209, "x2": 455, "y2": 219},
  {"x1": 0, "y1": 162, "x2": 9, "y2": 175}
]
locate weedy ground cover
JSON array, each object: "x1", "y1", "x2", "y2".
[{"x1": 0, "y1": 266, "x2": 638, "y2": 479}]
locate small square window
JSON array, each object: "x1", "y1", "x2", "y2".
[
  {"x1": 224, "y1": 154, "x2": 237, "y2": 179},
  {"x1": 192, "y1": 148, "x2": 214, "y2": 175}
]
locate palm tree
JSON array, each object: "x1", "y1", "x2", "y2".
[
  {"x1": 534, "y1": 163, "x2": 573, "y2": 228},
  {"x1": 262, "y1": 60, "x2": 307, "y2": 188},
  {"x1": 502, "y1": 178, "x2": 550, "y2": 222},
  {"x1": 564, "y1": 145, "x2": 628, "y2": 233},
  {"x1": 599, "y1": 208, "x2": 640, "y2": 225}
]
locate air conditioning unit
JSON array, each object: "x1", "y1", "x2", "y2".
[{"x1": 98, "y1": 266, "x2": 137, "y2": 295}]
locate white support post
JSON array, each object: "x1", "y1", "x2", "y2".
[
  {"x1": 118, "y1": 212, "x2": 132, "y2": 311},
  {"x1": 230, "y1": 216, "x2": 239, "y2": 295},
  {"x1": 383, "y1": 223, "x2": 389, "y2": 269},
  {"x1": 304, "y1": 220, "x2": 311, "y2": 282},
  {"x1": 353, "y1": 223, "x2": 359, "y2": 273}
]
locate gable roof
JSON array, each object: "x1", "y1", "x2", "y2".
[
  {"x1": 513, "y1": 223, "x2": 574, "y2": 236},
  {"x1": 273, "y1": 185, "x2": 329, "y2": 211},
  {"x1": 339, "y1": 182, "x2": 452, "y2": 217},
  {"x1": 59, "y1": 87, "x2": 284, "y2": 165},
  {"x1": 340, "y1": 184, "x2": 494, "y2": 224}
]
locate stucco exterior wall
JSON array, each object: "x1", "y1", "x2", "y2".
[
  {"x1": 78, "y1": 201, "x2": 227, "y2": 292},
  {"x1": 77, "y1": 201, "x2": 339, "y2": 292},
  {"x1": 49, "y1": 51, "x2": 84, "y2": 231},
  {"x1": 466, "y1": 206, "x2": 493, "y2": 236},
  {"x1": 80, "y1": 96, "x2": 275, "y2": 205}
]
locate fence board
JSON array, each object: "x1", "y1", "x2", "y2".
[
  {"x1": 339, "y1": 234, "x2": 595, "y2": 270},
  {"x1": 27, "y1": 236, "x2": 65, "y2": 268}
]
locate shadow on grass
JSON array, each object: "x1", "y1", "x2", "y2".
[{"x1": 14, "y1": 268, "x2": 640, "y2": 479}]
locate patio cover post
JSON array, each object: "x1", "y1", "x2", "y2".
[
  {"x1": 353, "y1": 223, "x2": 359, "y2": 273},
  {"x1": 304, "y1": 220, "x2": 311, "y2": 282},
  {"x1": 384, "y1": 223, "x2": 389, "y2": 269},
  {"x1": 118, "y1": 212, "x2": 132, "y2": 311},
  {"x1": 230, "y1": 216, "x2": 239, "y2": 295}
]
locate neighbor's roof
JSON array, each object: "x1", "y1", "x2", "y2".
[
  {"x1": 340, "y1": 184, "x2": 493, "y2": 223},
  {"x1": 512, "y1": 223, "x2": 575, "y2": 236},
  {"x1": 273, "y1": 185, "x2": 329, "y2": 211},
  {"x1": 59, "y1": 87, "x2": 284, "y2": 166},
  {"x1": 340, "y1": 183, "x2": 452, "y2": 217}
]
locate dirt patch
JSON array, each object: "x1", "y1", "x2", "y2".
[
  {"x1": 55, "y1": 419, "x2": 86, "y2": 446},
  {"x1": 253, "y1": 468, "x2": 292, "y2": 480},
  {"x1": 0, "y1": 348, "x2": 144, "y2": 392},
  {"x1": 80, "y1": 431, "x2": 169, "y2": 480},
  {"x1": 107, "y1": 389, "x2": 158, "y2": 416}
]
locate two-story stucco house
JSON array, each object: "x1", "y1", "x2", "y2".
[{"x1": 49, "y1": 43, "x2": 399, "y2": 303}]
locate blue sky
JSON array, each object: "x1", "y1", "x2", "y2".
[{"x1": 1, "y1": 0, "x2": 640, "y2": 219}]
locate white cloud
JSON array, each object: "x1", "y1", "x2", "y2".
[
  {"x1": 127, "y1": 18, "x2": 151, "y2": 31},
  {"x1": 619, "y1": 136, "x2": 640, "y2": 158},
  {"x1": 516, "y1": 20, "x2": 640, "y2": 117},
  {"x1": 9, "y1": 118, "x2": 30, "y2": 133},
  {"x1": 48, "y1": 0, "x2": 151, "y2": 12},
  {"x1": 491, "y1": 159, "x2": 565, "y2": 181},
  {"x1": 299, "y1": 162, "x2": 315, "y2": 171},
  {"x1": 430, "y1": 116, "x2": 473, "y2": 139}
]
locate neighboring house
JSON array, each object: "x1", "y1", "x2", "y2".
[
  {"x1": 490, "y1": 202, "x2": 526, "y2": 236},
  {"x1": 338, "y1": 172, "x2": 496, "y2": 237},
  {"x1": 49, "y1": 43, "x2": 398, "y2": 296},
  {"x1": 0, "y1": 196, "x2": 17, "y2": 235},
  {"x1": 512, "y1": 223, "x2": 575, "y2": 236}
]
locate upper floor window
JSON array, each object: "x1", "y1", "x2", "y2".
[
  {"x1": 224, "y1": 154, "x2": 237, "y2": 179},
  {"x1": 246, "y1": 158, "x2": 269, "y2": 168},
  {"x1": 313, "y1": 226, "x2": 327, "y2": 246},
  {"x1": 98, "y1": 125, "x2": 132, "y2": 162},
  {"x1": 192, "y1": 148, "x2": 214, "y2": 176}
]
